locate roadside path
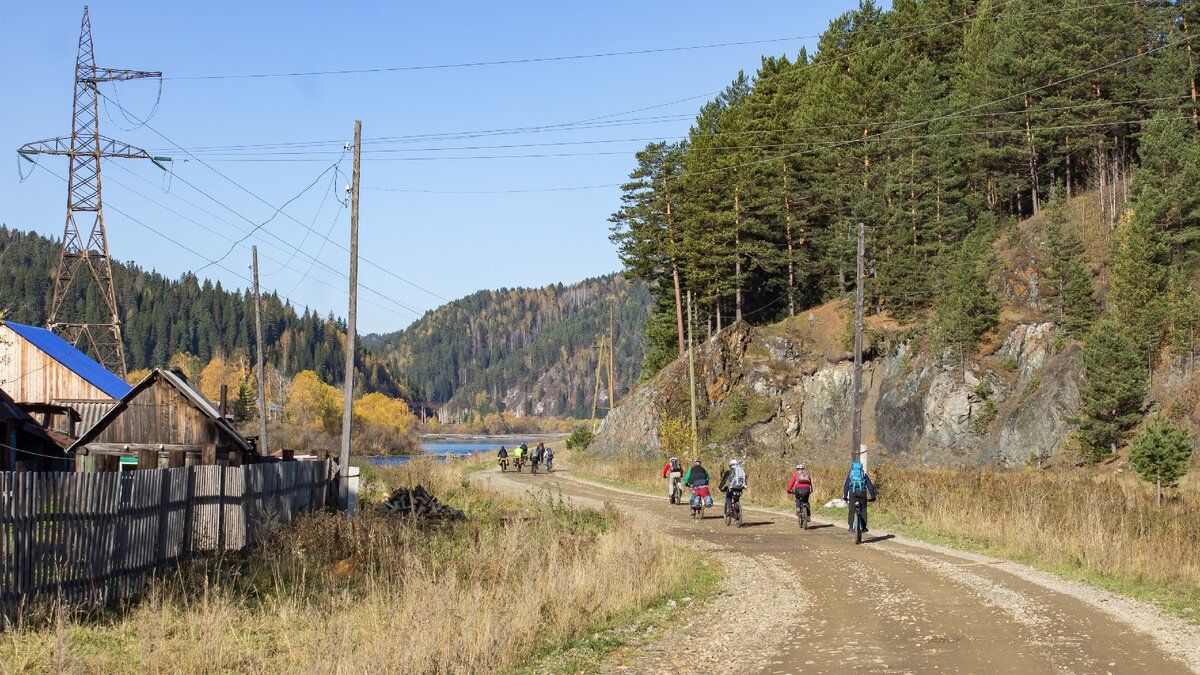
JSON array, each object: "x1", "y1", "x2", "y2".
[{"x1": 473, "y1": 464, "x2": 1200, "y2": 674}]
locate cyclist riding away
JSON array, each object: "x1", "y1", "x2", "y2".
[
  {"x1": 719, "y1": 459, "x2": 747, "y2": 516},
  {"x1": 788, "y1": 463, "x2": 813, "y2": 514},
  {"x1": 662, "y1": 456, "x2": 684, "y2": 500},
  {"x1": 684, "y1": 459, "x2": 711, "y2": 508},
  {"x1": 497, "y1": 445, "x2": 509, "y2": 471},
  {"x1": 842, "y1": 460, "x2": 877, "y2": 532},
  {"x1": 544, "y1": 445, "x2": 554, "y2": 471}
]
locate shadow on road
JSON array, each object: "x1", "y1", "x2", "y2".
[
  {"x1": 862, "y1": 534, "x2": 896, "y2": 544},
  {"x1": 739, "y1": 521, "x2": 774, "y2": 528},
  {"x1": 804, "y1": 524, "x2": 834, "y2": 530}
]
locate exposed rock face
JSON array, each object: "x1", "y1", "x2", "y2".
[{"x1": 592, "y1": 320, "x2": 1083, "y2": 468}]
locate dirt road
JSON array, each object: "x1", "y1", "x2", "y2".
[{"x1": 475, "y1": 465, "x2": 1200, "y2": 674}]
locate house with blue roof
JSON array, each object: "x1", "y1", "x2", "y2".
[{"x1": 0, "y1": 320, "x2": 131, "y2": 405}]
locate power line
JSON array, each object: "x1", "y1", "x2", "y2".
[{"x1": 99, "y1": 90, "x2": 450, "y2": 304}]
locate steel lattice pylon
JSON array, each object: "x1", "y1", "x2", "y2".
[{"x1": 17, "y1": 6, "x2": 165, "y2": 377}]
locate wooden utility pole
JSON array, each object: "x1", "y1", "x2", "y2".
[
  {"x1": 252, "y1": 245, "x2": 268, "y2": 457},
  {"x1": 608, "y1": 300, "x2": 616, "y2": 409},
  {"x1": 687, "y1": 290, "x2": 698, "y2": 456},
  {"x1": 340, "y1": 120, "x2": 362, "y2": 511},
  {"x1": 851, "y1": 223, "x2": 865, "y2": 465},
  {"x1": 590, "y1": 335, "x2": 607, "y2": 430}
]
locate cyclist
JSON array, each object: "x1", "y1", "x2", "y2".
[
  {"x1": 497, "y1": 445, "x2": 509, "y2": 470},
  {"x1": 718, "y1": 459, "x2": 747, "y2": 517},
  {"x1": 512, "y1": 443, "x2": 525, "y2": 468},
  {"x1": 661, "y1": 456, "x2": 684, "y2": 499},
  {"x1": 842, "y1": 460, "x2": 877, "y2": 532},
  {"x1": 683, "y1": 459, "x2": 709, "y2": 488},
  {"x1": 787, "y1": 463, "x2": 813, "y2": 515},
  {"x1": 530, "y1": 442, "x2": 543, "y2": 473},
  {"x1": 684, "y1": 459, "x2": 711, "y2": 510},
  {"x1": 544, "y1": 445, "x2": 555, "y2": 471}
]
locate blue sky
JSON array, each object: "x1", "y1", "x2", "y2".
[{"x1": 0, "y1": 1, "x2": 870, "y2": 334}]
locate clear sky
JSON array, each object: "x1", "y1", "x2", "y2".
[{"x1": 0, "y1": 1, "x2": 871, "y2": 334}]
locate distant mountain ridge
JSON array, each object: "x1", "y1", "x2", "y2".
[{"x1": 365, "y1": 274, "x2": 651, "y2": 420}]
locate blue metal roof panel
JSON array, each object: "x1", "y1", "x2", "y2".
[{"x1": 3, "y1": 322, "x2": 132, "y2": 399}]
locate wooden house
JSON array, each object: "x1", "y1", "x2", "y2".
[
  {"x1": 1, "y1": 386, "x2": 72, "y2": 471},
  {"x1": 0, "y1": 321, "x2": 132, "y2": 403},
  {"x1": 69, "y1": 368, "x2": 253, "y2": 471}
]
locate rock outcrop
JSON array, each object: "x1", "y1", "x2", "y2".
[{"x1": 591, "y1": 317, "x2": 1083, "y2": 468}]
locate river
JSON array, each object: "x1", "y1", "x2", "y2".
[{"x1": 360, "y1": 436, "x2": 562, "y2": 466}]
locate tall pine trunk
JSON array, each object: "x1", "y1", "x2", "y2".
[
  {"x1": 783, "y1": 162, "x2": 796, "y2": 318},
  {"x1": 734, "y1": 186, "x2": 743, "y2": 324}
]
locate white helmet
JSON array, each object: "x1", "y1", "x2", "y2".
[
  {"x1": 796, "y1": 463, "x2": 806, "y2": 469},
  {"x1": 729, "y1": 459, "x2": 740, "y2": 466}
]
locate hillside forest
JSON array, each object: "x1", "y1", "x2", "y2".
[
  {"x1": 608, "y1": 0, "x2": 1200, "y2": 462},
  {"x1": 366, "y1": 274, "x2": 650, "y2": 422}
]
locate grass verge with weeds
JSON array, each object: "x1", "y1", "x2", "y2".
[
  {"x1": 568, "y1": 450, "x2": 1200, "y2": 622},
  {"x1": 2, "y1": 458, "x2": 703, "y2": 673}
]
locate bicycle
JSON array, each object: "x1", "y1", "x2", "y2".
[
  {"x1": 498, "y1": 457, "x2": 509, "y2": 472},
  {"x1": 723, "y1": 489, "x2": 743, "y2": 527},
  {"x1": 690, "y1": 486, "x2": 709, "y2": 520},
  {"x1": 514, "y1": 456, "x2": 525, "y2": 473},
  {"x1": 791, "y1": 488, "x2": 812, "y2": 530},
  {"x1": 531, "y1": 460, "x2": 539, "y2": 475},
  {"x1": 545, "y1": 457, "x2": 553, "y2": 472},
  {"x1": 667, "y1": 472, "x2": 682, "y2": 504},
  {"x1": 850, "y1": 496, "x2": 867, "y2": 545}
]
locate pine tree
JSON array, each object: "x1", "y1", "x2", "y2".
[
  {"x1": 1129, "y1": 414, "x2": 1194, "y2": 504},
  {"x1": 1041, "y1": 190, "x2": 1096, "y2": 337},
  {"x1": 1165, "y1": 270, "x2": 1200, "y2": 372},
  {"x1": 1108, "y1": 208, "x2": 1169, "y2": 360},
  {"x1": 1076, "y1": 319, "x2": 1147, "y2": 463},
  {"x1": 934, "y1": 229, "x2": 1000, "y2": 368}
]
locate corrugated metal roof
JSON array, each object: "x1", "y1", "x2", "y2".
[
  {"x1": 2, "y1": 322, "x2": 132, "y2": 400},
  {"x1": 50, "y1": 399, "x2": 118, "y2": 437}
]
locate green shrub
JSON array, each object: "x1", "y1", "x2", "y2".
[
  {"x1": 728, "y1": 392, "x2": 748, "y2": 422},
  {"x1": 566, "y1": 426, "x2": 595, "y2": 451}
]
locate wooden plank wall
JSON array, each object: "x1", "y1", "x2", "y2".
[
  {"x1": 0, "y1": 325, "x2": 111, "y2": 402},
  {"x1": 0, "y1": 460, "x2": 333, "y2": 619}
]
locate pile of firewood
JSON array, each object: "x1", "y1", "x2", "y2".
[{"x1": 379, "y1": 485, "x2": 466, "y2": 521}]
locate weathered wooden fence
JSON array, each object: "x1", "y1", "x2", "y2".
[{"x1": 0, "y1": 460, "x2": 333, "y2": 616}]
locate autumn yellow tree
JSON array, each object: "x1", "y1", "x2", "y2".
[
  {"x1": 284, "y1": 370, "x2": 342, "y2": 434},
  {"x1": 125, "y1": 368, "x2": 152, "y2": 385},
  {"x1": 167, "y1": 352, "x2": 202, "y2": 381},
  {"x1": 198, "y1": 355, "x2": 247, "y2": 403},
  {"x1": 353, "y1": 392, "x2": 417, "y2": 435}
]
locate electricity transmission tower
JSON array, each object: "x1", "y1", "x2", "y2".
[{"x1": 17, "y1": 7, "x2": 167, "y2": 377}]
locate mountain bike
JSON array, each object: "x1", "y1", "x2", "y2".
[
  {"x1": 514, "y1": 456, "x2": 524, "y2": 473},
  {"x1": 797, "y1": 499, "x2": 810, "y2": 530},
  {"x1": 691, "y1": 486, "x2": 709, "y2": 520},
  {"x1": 850, "y1": 496, "x2": 867, "y2": 545},
  {"x1": 498, "y1": 457, "x2": 509, "y2": 472},
  {"x1": 531, "y1": 460, "x2": 539, "y2": 475},
  {"x1": 668, "y1": 473, "x2": 682, "y2": 504},
  {"x1": 723, "y1": 489, "x2": 743, "y2": 527}
]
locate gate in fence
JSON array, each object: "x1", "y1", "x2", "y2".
[{"x1": 0, "y1": 460, "x2": 333, "y2": 617}]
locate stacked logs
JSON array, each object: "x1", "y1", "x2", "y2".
[{"x1": 379, "y1": 485, "x2": 466, "y2": 521}]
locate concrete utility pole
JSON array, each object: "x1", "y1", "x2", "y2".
[
  {"x1": 252, "y1": 245, "x2": 268, "y2": 457},
  {"x1": 340, "y1": 120, "x2": 362, "y2": 512},
  {"x1": 851, "y1": 223, "x2": 865, "y2": 465},
  {"x1": 687, "y1": 290, "x2": 698, "y2": 456}
]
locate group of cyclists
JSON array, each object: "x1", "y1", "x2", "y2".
[
  {"x1": 496, "y1": 442, "x2": 554, "y2": 474},
  {"x1": 662, "y1": 455, "x2": 878, "y2": 536}
]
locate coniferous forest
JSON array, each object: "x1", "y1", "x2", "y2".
[{"x1": 609, "y1": 0, "x2": 1200, "y2": 385}]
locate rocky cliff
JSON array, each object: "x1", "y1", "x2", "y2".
[{"x1": 590, "y1": 303, "x2": 1084, "y2": 468}]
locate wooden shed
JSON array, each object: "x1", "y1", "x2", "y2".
[
  {"x1": 1, "y1": 386, "x2": 72, "y2": 472},
  {"x1": 69, "y1": 368, "x2": 252, "y2": 471},
  {"x1": 0, "y1": 321, "x2": 131, "y2": 403}
]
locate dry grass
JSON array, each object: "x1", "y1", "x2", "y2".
[
  {"x1": 1, "y1": 459, "x2": 705, "y2": 673},
  {"x1": 569, "y1": 451, "x2": 1200, "y2": 618}
]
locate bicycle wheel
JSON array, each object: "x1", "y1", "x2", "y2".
[
  {"x1": 724, "y1": 509, "x2": 731, "y2": 526},
  {"x1": 854, "y1": 511, "x2": 863, "y2": 545},
  {"x1": 735, "y1": 504, "x2": 742, "y2": 527},
  {"x1": 801, "y1": 505, "x2": 810, "y2": 530}
]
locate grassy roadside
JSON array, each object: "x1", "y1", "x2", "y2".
[
  {"x1": 1, "y1": 458, "x2": 719, "y2": 673},
  {"x1": 566, "y1": 450, "x2": 1200, "y2": 623}
]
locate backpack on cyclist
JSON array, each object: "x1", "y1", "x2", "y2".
[
  {"x1": 848, "y1": 464, "x2": 866, "y2": 495},
  {"x1": 729, "y1": 464, "x2": 747, "y2": 490},
  {"x1": 669, "y1": 458, "x2": 682, "y2": 473}
]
